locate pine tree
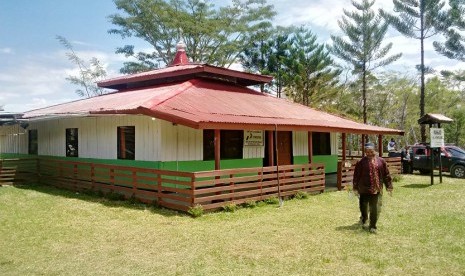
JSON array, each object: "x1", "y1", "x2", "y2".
[
  {"x1": 286, "y1": 27, "x2": 341, "y2": 108},
  {"x1": 380, "y1": 0, "x2": 448, "y2": 143},
  {"x1": 330, "y1": 0, "x2": 401, "y2": 125},
  {"x1": 240, "y1": 26, "x2": 293, "y2": 97},
  {"x1": 434, "y1": 0, "x2": 465, "y2": 61}
]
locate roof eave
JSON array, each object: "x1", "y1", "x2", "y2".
[{"x1": 97, "y1": 65, "x2": 273, "y2": 90}]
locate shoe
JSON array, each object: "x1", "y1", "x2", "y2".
[{"x1": 369, "y1": 228, "x2": 377, "y2": 234}]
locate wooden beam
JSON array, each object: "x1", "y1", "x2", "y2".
[
  {"x1": 342, "y1": 133, "x2": 347, "y2": 161},
  {"x1": 267, "y1": 131, "x2": 274, "y2": 166},
  {"x1": 308, "y1": 131, "x2": 313, "y2": 163},
  {"x1": 214, "y1": 129, "x2": 220, "y2": 170},
  {"x1": 361, "y1": 134, "x2": 365, "y2": 157},
  {"x1": 378, "y1": 135, "x2": 383, "y2": 157}
]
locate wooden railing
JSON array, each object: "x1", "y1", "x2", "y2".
[
  {"x1": 0, "y1": 158, "x2": 325, "y2": 212},
  {"x1": 337, "y1": 156, "x2": 401, "y2": 191},
  {"x1": 0, "y1": 158, "x2": 38, "y2": 186},
  {"x1": 192, "y1": 163, "x2": 325, "y2": 211},
  {"x1": 38, "y1": 159, "x2": 195, "y2": 212}
]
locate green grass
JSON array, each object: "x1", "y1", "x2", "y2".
[{"x1": 1, "y1": 175, "x2": 464, "y2": 275}]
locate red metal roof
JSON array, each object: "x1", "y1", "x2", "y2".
[
  {"x1": 24, "y1": 78, "x2": 403, "y2": 135},
  {"x1": 97, "y1": 64, "x2": 273, "y2": 90}
]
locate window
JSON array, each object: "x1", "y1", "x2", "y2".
[
  {"x1": 28, "y1": 129, "x2": 38, "y2": 155},
  {"x1": 203, "y1": 130, "x2": 215, "y2": 161},
  {"x1": 312, "y1": 132, "x2": 331, "y2": 155},
  {"x1": 203, "y1": 130, "x2": 244, "y2": 160},
  {"x1": 221, "y1": 130, "x2": 243, "y2": 159},
  {"x1": 66, "y1": 128, "x2": 79, "y2": 157},
  {"x1": 117, "y1": 126, "x2": 135, "y2": 160},
  {"x1": 415, "y1": 148, "x2": 427, "y2": 156}
]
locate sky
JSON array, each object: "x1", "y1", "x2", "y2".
[{"x1": 0, "y1": 0, "x2": 463, "y2": 112}]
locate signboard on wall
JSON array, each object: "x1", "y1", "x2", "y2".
[
  {"x1": 244, "y1": 130, "x2": 264, "y2": 146},
  {"x1": 430, "y1": 128, "x2": 444, "y2": 148}
]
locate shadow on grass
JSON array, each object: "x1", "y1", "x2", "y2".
[
  {"x1": 335, "y1": 222, "x2": 364, "y2": 232},
  {"x1": 15, "y1": 183, "x2": 187, "y2": 218},
  {"x1": 403, "y1": 183, "x2": 432, "y2": 189}
]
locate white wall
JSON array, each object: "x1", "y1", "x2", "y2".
[
  {"x1": 0, "y1": 115, "x2": 206, "y2": 162},
  {"x1": 0, "y1": 116, "x2": 339, "y2": 161},
  {"x1": 159, "y1": 120, "x2": 203, "y2": 162},
  {"x1": 0, "y1": 124, "x2": 28, "y2": 154},
  {"x1": 0, "y1": 115, "x2": 159, "y2": 160}
]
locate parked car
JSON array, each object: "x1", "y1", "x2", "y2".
[{"x1": 409, "y1": 144, "x2": 465, "y2": 178}]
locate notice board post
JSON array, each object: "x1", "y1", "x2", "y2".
[{"x1": 418, "y1": 114, "x2": 453, "y2": 185}]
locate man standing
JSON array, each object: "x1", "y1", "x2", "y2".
[
  {"x1": 387, "y1": 138, "x2": 397, "y2": 157},
  {"x1": 353, "y1": 142, "x2": 393, "y2": 233}
]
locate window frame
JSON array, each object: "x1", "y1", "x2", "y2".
[
  {"x1": 312, "y1": 132, "x2": 331, "y2": 155},
  {"x1": 117, "y1": 126, "x2": 135, "y2": 160},
  {"x1": 65, "y1": 128, "x2": 79, "y2": 157},
  {"x1": 203, "y1": 130, "x2": 244, "y2": 161},
  {"x1": 28, "y1": 129, "x2": 38, "y2": 155}
]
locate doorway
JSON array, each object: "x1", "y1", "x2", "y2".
[{"x1": 264, "y1": 131, "x2": 293, "y2": 166}]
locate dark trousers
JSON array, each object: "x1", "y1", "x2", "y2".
[
  {"x1": 359, "y1": 193, "x2": 382, "y2": 229},
  {"x1": 402, "y1": 161, "x2": 411, "y2": 174}
]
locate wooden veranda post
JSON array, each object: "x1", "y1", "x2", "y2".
[
  {"x1": 378, "y1": 135, "x2": 383, "y2": 156},
  {"x1": 267, "y1": 131, "x2": 274, "y2": 166},
  {"x1": 361, "y1": 135, "x2": 366, "y2": 156},
  {"x1": 342, "y1": 133, "x2": 347, "y2": 161},
  {"x1": 214, "y1": 129, "x2": 220, "y2": 170},
  {"x1": 308, "y1": 131, "x2": 313, "y2": 163}
]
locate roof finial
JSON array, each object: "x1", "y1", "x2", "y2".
[
  {"x1": 176, "y1": 40, "x2": 186, "y2": 51},
  {"x1": 171, "y1": 40, "x2": 189, "y2": 66}
]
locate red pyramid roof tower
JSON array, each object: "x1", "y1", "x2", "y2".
[{"x1": 170, "y1": 41, "x2": 189, "y2": 66}]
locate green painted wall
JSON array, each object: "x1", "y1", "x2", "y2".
[
  {"x1": 0, "y1": 154, "x2": 263, "y2": 172},
  {"x1": 0, "y1": 154, "x2": 160, "y2": 168},
  {"x1": 160, "y1": 158, "x2": 263, "y2": 172},
  {"x1": 0, "y1": 153, "x2": 33, "y2": 159},
  {"x1": 1, "y1": 153, "x2": 335, "y2": 173},
  {"x1": 293, "y1": 155, "x2": 338, "y2": 173}
]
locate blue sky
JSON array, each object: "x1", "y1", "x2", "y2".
[{"x1": 0, "y1": 0, "x2": 462, "y2": 112}]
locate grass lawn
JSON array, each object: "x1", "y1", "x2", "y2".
[{"x1": 1, "y1": 174, "x2": 464, "y2": 275}]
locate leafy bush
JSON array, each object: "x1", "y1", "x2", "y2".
[
  {"x1": 294, "y1": 191, "x2": 309, "y2": 199},
  {"x1": 244, "y1": 200, "x2": 257, "y2": 208},
  {"x1": 222, "y1": 202, "x2": 238, "y2": 212},
  {"x1": 264, "y1": 196, "x2": 280, "y2": 205},
  {"x1": 188, "y1": 204, "x2": 204, "y2": 218},
  {"x1": 106, "y1": 191, "x2": 125, "y2": 201},
  {"x1": 128, "y1": 194, "x2": 142, "y2": 205}
]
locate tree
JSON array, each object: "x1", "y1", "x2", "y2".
[
  {"x1": 380, "y1": 0, "x2": 448, "y2": 142},
  {"x1": 108, "y1": 0, "x2": 275, "y2": 73},
  {"x1": 434, "y1": 0, "x2": 465, "y2": 61},
  {"x1": 240, "y1": 26, "x2": 292, "y2": 97},
  {"x1": 286, "y1": 27, "x2": 341, "y2": 108},
  {"x1": 424, "y1": 76, "x2": 465, "y2": 146},
  {"x1": 445, "y1": 107, "x2": 465, "y2": 148},
  {"x1": 330, "y1": 0, "x2": 401, "y2": 125},
  {"x1": 241, "y1": 27, "x2": 340, "y2": 107},
  {"x1": 56, "y1": 36, "x2": 108, "y2": 98}
]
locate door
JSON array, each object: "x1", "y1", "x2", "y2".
[
  {"x1": 276, "y1": 131, "x2": 293, "y2": 166},
  {"x1": 412, "y1": 146, "x2": 429, "y2": 171}
]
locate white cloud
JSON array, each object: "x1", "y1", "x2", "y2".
[
  {"x1": 0, "y1": 47, "x2": 13, "y2": 54},
  {"x1": 0, "y1": 46, "x2": 131, "y2": 112}
]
